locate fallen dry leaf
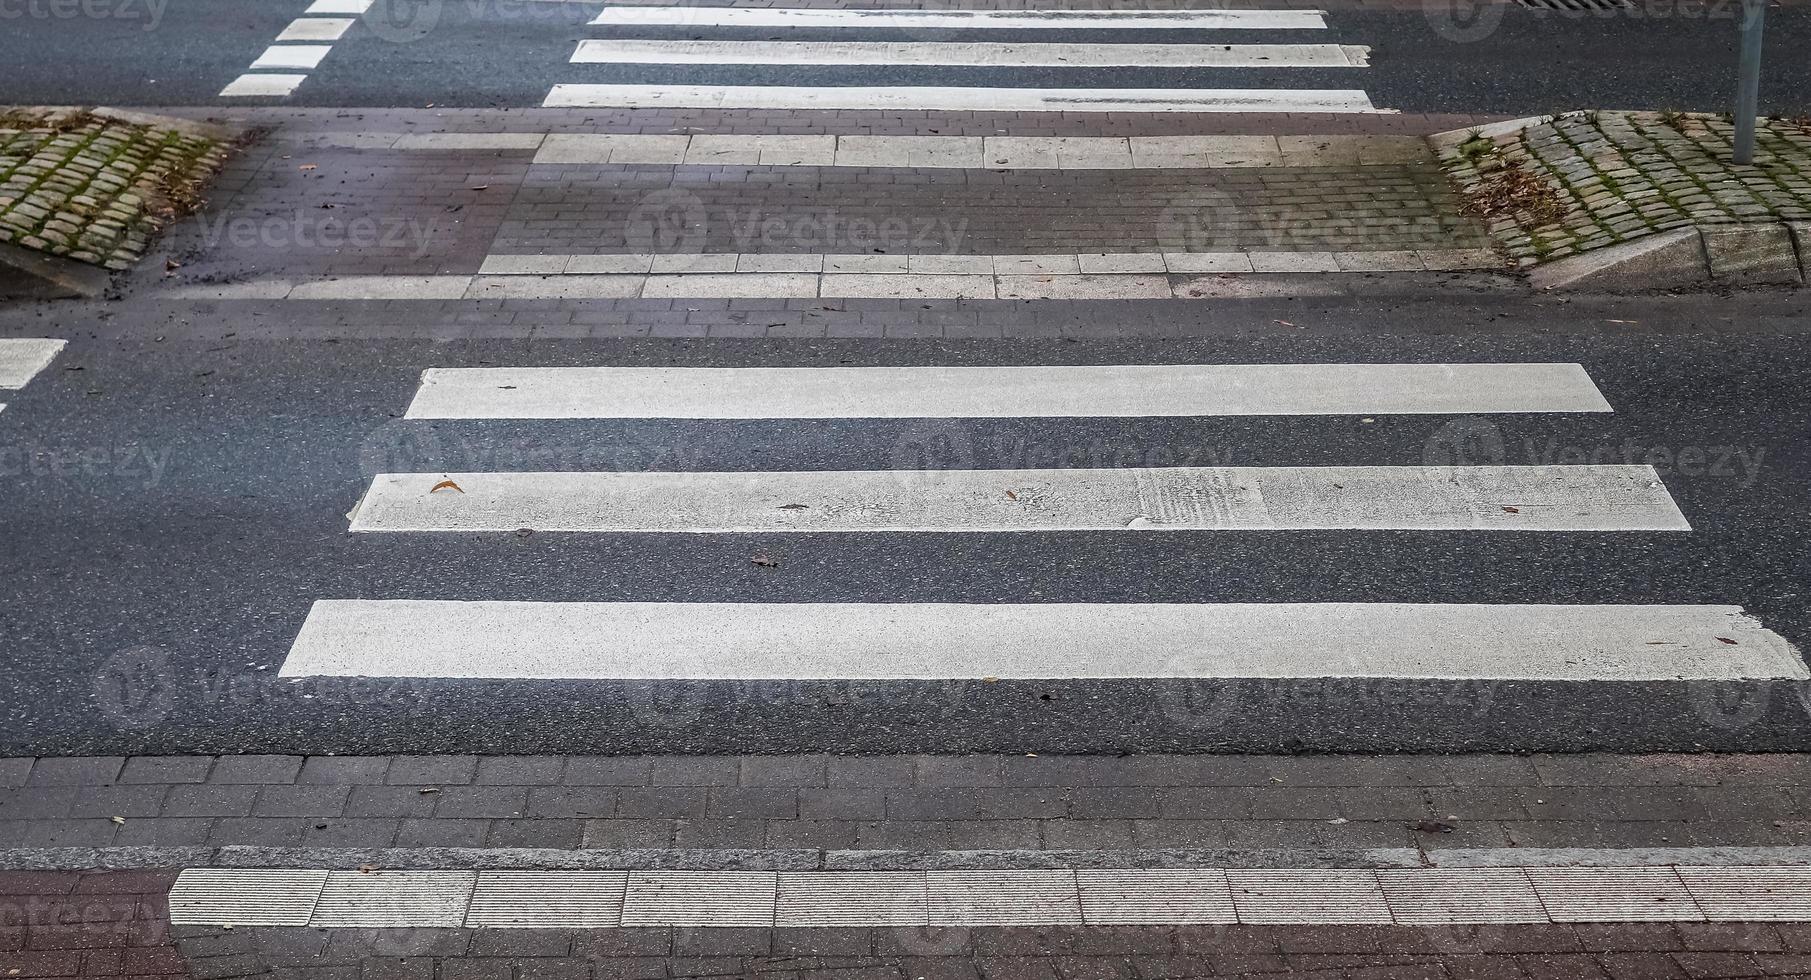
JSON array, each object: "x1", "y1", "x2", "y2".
[
  {"x1": 1717, "y1": 637, "x2": 1739, "y2": 645},
  {"x1": 469, "y1": 185, "x2": 489, "y2": 191},
  {"x1": 1502, "y1": 505, "x2": 1520, "y2": 514},
  {"x1": 1005, "y1": 489, "x2": 1018, "y2": 500},
  {"x1": 751, "y1": 554, "x2": 779, "y2": 567},
  {"x1": 110, "y1": 816, "x2": 126, "y2": 825},
  {"x1": 1413, "y1": 819, "x2": 1457, "y2": 833},
  {"x1": 778, "y1": 503, "x2": 808, "y2": 510},
  {"x1": 298, "y1": 163, "x2": 317, "y2": 171},
  {"x1": 430, "y1": 479, "x2": 464, "y2": 494}
]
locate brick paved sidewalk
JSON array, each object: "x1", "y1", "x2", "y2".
[
  {"x1": 144, "y1": 109, "x2": 1491, "y2": 287},
  {"x1": 5, "y1": 753, "x2": 1809, "y2": 857}
]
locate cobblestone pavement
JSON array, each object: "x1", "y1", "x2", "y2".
[
  {"x1": 1442, "y1": 112, "x2": 1811, "y2": 266},
  {"x1": 0, "y1": 111, "x2": 231, "y2": 271}
]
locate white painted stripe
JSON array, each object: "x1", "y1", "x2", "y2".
[
  {"x1": 545, "y1": 84, "x2": 1380, "y2": 114},
  {"x1": 277, "y1": 17, "x2": 354, "y2": 41},
  {"x1": 279, "y1": 601, "x2": 1807, "y2": 682},
  {"x1": 219, "y1": 74, "x2": 307, "y2": 98},
  {"x1": 349, "y1": 466, "x2": 1689, "y2": 534},
  {"x1": 304, "y1": 0, "x2": 372, "y2": 12},
  {"x1": 170, "y1": 865, "x2": 1811, "y2": 928},
  {"x1": 251, "y1": 44, "x2": 332, "y2": 70},
  {"x1": 571, "y1": 40, "x2": 1369, "y2": 68},
  {"x1": 589, "y1": 7, "x2": 1330, "y2": 30},
  {"x1": 403, "y1": 363, "x2": 1614, "y2": 420},
  {"x1": 0, "y1": 339, "x2": 66, "y2": 388}
]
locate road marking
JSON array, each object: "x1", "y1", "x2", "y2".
[
  {"x1": 276, "y1": 18, "x2": 354, "y2": 41},
  {"x1": 588, "y1": 7, "x2": 1330, "y2": 30},
  {"x1": 304, "y1": 0, "x2": 373, "y2": 12},
  {"x1": 250, "y1": 44, "x2": 332, "y2": 70},
  {"x1": 0, "y1": 338, "x2": 66, "y2": 388},
  {"x1": 570, "y1": 40, "x2": 1370, "y2": 68},
  {"x1": 279, "y1": 600, "x2": 1805, "y2": 681},
  {"x1": 545, "y1": 84, "x2": 1380, "y2": 114},
  {"x1": 402, "y1": 363, "x2": 1613, "y2": 419},
  {"x1": 220, "y1": 74, "x2": 308, "y2": 98},
  {"x1": 349, "y1": 466, "x2": 1688, "y2": 534},
  {"x1": 170, "y1": 865, "x2": 1811, "y2": 928}
]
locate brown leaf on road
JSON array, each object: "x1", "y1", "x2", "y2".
[
  {"x1": 778, "y1": 503, "x2": 808, "y2": 510},
  {"x1": 1412, "y1": 819, "x2": 1457, "y2": 833},
  {"x1": 430, "y1": 479, "x2": 464, "y2": 494},
  {"x1": 1502, "y1": 505, "x2": 1520, "y2": 513},
  {"x1": 298, "y1": 163, "x2": 317, "y2": 171},
  {"x1": 1717, "y1": 637, "x2": 1739, "y2": 645}
]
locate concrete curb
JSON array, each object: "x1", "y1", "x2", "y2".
[
  {"x1": 1529, "y1": 223, "x2": 1807, "y2": 292},
  {"x1": 0, "y1": 240, "x2": 111, "y2": 299}
]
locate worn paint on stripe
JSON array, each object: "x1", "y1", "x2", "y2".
[
  {"x1": 168, "y1": 865, "x2": 1811, "y2": 928},
  {"x1": 0, "y1": 338, "x2": 66, "y2": 388},
  {"x1": 545, "y1": 84, "x2": 1379, "y2": 114},
  {"x1": 589, "y1": 7, "x2": 1329, "y2": 29},
  {"x1": 219, "y1": 74, "x2": 307, "y2": 98},
  {"x1": 251, "y1": 44, "x2": 331, "y2": 70},
  {"x1": 349, "y1": 466, "x2": 1689, "y2": 534},
  {"x1": 279, "y1": 601, "x2": 1807, "y2": 682},
  {"x1": 403, "y1": 363, "x2": 1613, "y2": 420},
  {"x1": 571, "y1": 40, "x2": 1369, "y2": 68}
]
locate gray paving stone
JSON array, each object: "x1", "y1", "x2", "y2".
[
  {"x1": 119, "y1": 756, "x2": 214, "y2": 784},
  {"x1": 209, "y1": 755, "x2": 304, "y2": 784},
  {"x1": 25, "y1": 757, "x2": 124, "y2": 786},
  {"x1": 475, "y1": 757, "x2": 566, "y2": 785},
  {"x1": 386, "y1": 756, "x2": 479, "y2": 785}
]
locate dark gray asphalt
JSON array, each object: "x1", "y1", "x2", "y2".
[
  {"x1": 3, "y1": 299, "x2": 1811, "y2": 756},
  {"x1": 0, "y1": 0, "x2": 1804, "y2": 113}
]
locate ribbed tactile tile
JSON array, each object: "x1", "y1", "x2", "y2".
[
  {"x1": 311, "y1": 871, "x2": 477, "y2": 927},
  {"x1": 1226, "y1": 869, "x2": 1393, "y2": 924},
  {"x1": 776, "y1": 872, "x2": 929, "y2": 926},
  {"x1": 1526, "y1": 868, "x2": 1704, "y2": 922},
  {"x1": 1677, "y1": 866, "x2": 1811, "y2": 921},
  {"x1": 620, "y1": 871, "x2": 777, "y2": 926},
  {"x1": 927, "y1": 871, "x2": 1083, "y2": 926},
  {"x1": 1077, "y1": 869, "x2": 1237, "y2": 925},
  {"x1": 466, "y1": 871, "x2": 628, "y2": 928},
  {"x1": 1377, "y1": 868, "x2": 1548, "y2": 925},
  {"x1": 168, "y1": 869, "x2": 330, "y2": 926}
]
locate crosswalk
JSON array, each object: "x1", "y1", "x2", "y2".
[
  {"x1": 286, "y1": 359, "x2": 1807, "y2": 687},
  {"x1": 0, "y1": 338, "x2": 65, "y2": 414},
  {"x1": 546, "y1": 2, "x2": 1379, "y2": 112}
]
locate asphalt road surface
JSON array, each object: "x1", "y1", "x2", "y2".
[
  {"x1": 4, "y1": 306, "x2": 1811, "y2": 758},
  {"x1": 0, "y1": 0, "x2": 1805, "y2": 113}
]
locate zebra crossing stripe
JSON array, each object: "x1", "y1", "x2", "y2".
[
  {"x1": 587, "y1": 8, "x2": 1331, "y2": 30},
  {"x1": 348, "y1": 466, "x2": 1689, "y2": 534},
  {"x1": 0, "y1": 338, "x2": 67, "y2": 389},
  {"x1": 543, "y1": 84, "x2": 1379, "y2": 114},
  {"x1": 402, "y1": 364, "x2": 1613, "y2": 420},
  {"x1": 570, "y1": 40, "x2": 1371, "y2": 69},
  {"x1": 280, "y1": 600, "x2": 1805, "y2": 681}
]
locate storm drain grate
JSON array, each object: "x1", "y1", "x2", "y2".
[{"x1": 1514, "y1": 0, "x2": 1635, "y2": 11}]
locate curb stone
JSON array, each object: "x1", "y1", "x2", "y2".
[
  {"x1": 1527, "y1": 223, "x2": 1808, "y2": 292},
  {"x1": 0, "y1": 239, "x2": 111, "y2": 298}
]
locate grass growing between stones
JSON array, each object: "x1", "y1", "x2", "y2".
[
  {"x1": 1439, "y1": 111, "x2": 1811, "y2": 268},
  {"x1": 0, "y1": 108, "x2": 233, "y2": 269}
]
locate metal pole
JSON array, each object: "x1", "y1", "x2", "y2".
[{"x1": 1734, "y1": 0, "x2": 1766, "y2": 164}]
